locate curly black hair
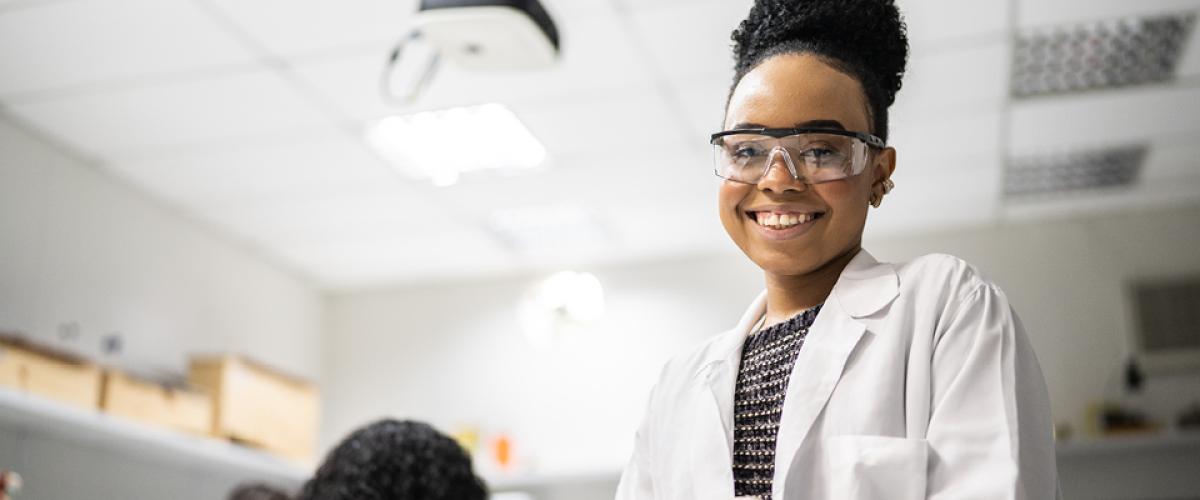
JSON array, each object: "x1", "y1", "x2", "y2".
[
  {"x1": 228, "y1": 483, "x2": 292, "y2": 500},
  {"x1": 729, "y1": 0, "x2": 909, "y2": 141},
  {"x1": 298, "y1": 419, "x2": 487, "y2": 500}
]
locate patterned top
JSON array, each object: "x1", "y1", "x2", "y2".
[{"x1": 731, "y1": 304, "x2": 822, "y2": 500}]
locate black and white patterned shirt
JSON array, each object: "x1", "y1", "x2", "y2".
[{"x1": 731, "y1": 304, "x2": 822, "y2": 500}]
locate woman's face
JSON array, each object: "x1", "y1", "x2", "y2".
[{"x1": 719, "y1": 53, "x2": 895, "y2": 278}]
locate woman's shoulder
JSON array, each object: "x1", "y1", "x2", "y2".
[{"x1": 891, "y1": 253, "x2": 999, "y2": 299}]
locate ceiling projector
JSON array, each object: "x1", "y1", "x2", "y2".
[{"x1": 383, "y1": 0, "x2": 561, "y2": 103}]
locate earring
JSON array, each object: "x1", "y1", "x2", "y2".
[{"x1": 870, "y1": 179, "x2": 895, "y2": 208}]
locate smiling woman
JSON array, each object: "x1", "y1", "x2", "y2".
[{"x1": 616, "y1": 1, "x2": 1061, "y2": 499}]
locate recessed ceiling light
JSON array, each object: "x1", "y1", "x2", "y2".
[
  {"x1": 365, "y1": 103, "x2": 546, "y2": 186},
  {"x1": 1011, "y1": 12, "x2": 1196, "y2": 98},
  {"x1": 1005, "y1": 145, "x2": 1148, "y2": 199}
]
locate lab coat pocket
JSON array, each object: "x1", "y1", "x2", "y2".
[{"x1": 823, "y1": 435, "x2": 928, "y2": 500}]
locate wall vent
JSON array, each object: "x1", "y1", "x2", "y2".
[{"x1": 1130, "y1": 276, "x2": 1200, "y2": 374}]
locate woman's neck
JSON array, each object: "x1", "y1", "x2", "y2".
[{"x1": 762, "y1": 246, "x2": 861, "y2": 327}]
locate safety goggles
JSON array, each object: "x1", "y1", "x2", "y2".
[{"x1": 710, "y1": 127, "x2": 886, "y2": 185}]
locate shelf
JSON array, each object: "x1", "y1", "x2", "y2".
[
  {"x1": 1055, "y1": 430, "x2": 1200, "y2": 458},
  {"x1": 486, "y1": 469, "x2": 622, "y2": 491},
  {"x1": 0, "y1": 387, "x2": 309, "y2": 483}
]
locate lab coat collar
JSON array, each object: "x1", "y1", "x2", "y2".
[
  {"x1": 832, "y1": 248, "x2": 899, "y2": 318},
  {"x1": 688, "y1": 248, "x2": 898, "y2": 497},
  {"x1": 694, "y1": 248, "x2": 897, "y2": 369}
]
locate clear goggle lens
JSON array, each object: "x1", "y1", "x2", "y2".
[{"x1": 712, "y1": 133, "x2": 872, "y2": 184}]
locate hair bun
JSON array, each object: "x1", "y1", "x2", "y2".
[{"x1": 731, "y1": 0, "x2": 909, "y2": 107}]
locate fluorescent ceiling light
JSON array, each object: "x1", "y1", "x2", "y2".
[{"x1": 365, "y1": 103, "x2": 546, "y2": 186}]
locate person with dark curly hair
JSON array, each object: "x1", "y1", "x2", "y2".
[
  {"x1": 299, "y1": 419, "x2": 487, "y2": 500},
  {"x1": 617, "y1": 1, "x2": 1060, "y2": 499}
]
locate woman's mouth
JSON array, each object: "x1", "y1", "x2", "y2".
[{"x1": 746, "y1": 210, "x2": 825, "y2": 239}]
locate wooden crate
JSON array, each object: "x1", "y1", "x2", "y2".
[
  {"x1": 101, "y1": 371, "x2": 212, "y2": 436},
  {"x1": 188, "y1": 355, "x2": 318, "y2": 462},
  {"x1": 0, "y1": 335, "x2": 101, "y2": 410}
]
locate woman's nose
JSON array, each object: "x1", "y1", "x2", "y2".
[{"x1": 757, "y1": 148, "x2": 808, "y2": 192}]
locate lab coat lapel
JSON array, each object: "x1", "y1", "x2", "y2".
[
  {"x1": 773, "y1": 250, "x2": 898, "y2": 499},
  {"x1": 688, "y1": 291, "x2": 766, "y2": 499}
]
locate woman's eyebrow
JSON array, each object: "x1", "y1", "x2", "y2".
[{"x1": 728, "y1": 119, "x2": 847, "y2": 130}]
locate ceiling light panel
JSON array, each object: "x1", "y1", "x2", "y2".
[
  {"x1": 1012, "y1": 12, "x2": 1196, "y2": 98},
  {"x1": 366, "y1": 103, "x2": 546, "y2": 186},
  {"x1": 204, "y1": 0, "x2": 419, "y2": 57},
  {"x1": 1004, "y1": 145, "x2": 1148, "y2": 199}
]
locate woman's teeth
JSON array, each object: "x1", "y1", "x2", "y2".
[{"x1": 754, "y1": 212, "x2": 820, "y2": 229}]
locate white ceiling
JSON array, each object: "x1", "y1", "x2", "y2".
[{"x1": 2, "y1": 0, "x2": 1199, "y2": 290}]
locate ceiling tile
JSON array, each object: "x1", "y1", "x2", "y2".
[
  {"x1": 889, "y1": 109, "x2": 1005, "y2": 176},
  {"x1": 1016, "y1": 0, "x2": 1200, "y2": 27},
  {"x1": 1141, "y1": 141, "x2": 1200, "y2": 183},
  {"x1": 0, "y1": 0, "x2": 256, "y2": 97},
  {"x1": 104, "y1": 132, "x2": 398, "y2": 205},
  {"x1": 513, "y1": 86, "x2": 684, "y2": 158},
  {"x1": 193, "y1": 183, "x2": 443, "y2": 249},
  {"x1": 206, "y1": 0, "x2": 419, "y2": 57},
  {"x1": 897, "y1": 0, "x2": 1009, "y2": 48},
  {"x1": 1009, "y1": 86, "x2": 1200, "y2": 153},
  {"x1": 625, "y1": 0, "x2": 752, "y2": 81},
  {"x1": 892, "y1": 41, "x2": 1009, "y2": 118},
  {"x1": 425, "y1": 144, "x2": 711, "y2": 221},
  {"x1": 6, "y1": 69, "x2": 336, "y2": 158},
  {"x1": 1002, "y1": 175, "x2": 1200, "y2": 222}
]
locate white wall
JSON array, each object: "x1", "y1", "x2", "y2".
[
  {"x1": 0, "y1": 114, "x2": 323, "y2": 379},
  {"x1": 0, "y1": 113, "x2": 324, "y2": 499},
  {"x1": 324, "y1": 202, "x2": 1200, "y2": 480}
]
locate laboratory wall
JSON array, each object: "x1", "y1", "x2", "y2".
[
  {"x1": 323, "y1": 201, "x2": 1200, "y2": 479},
  {"x1": 0, "y1": 113, "x2": 324, "y2": 379},
  {"x1": 0, "y1": 113, "x2": 324, "y2": 499}
]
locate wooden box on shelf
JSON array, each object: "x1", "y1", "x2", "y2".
[
  {"x1": 188, "y1": 355, "x2": 318, "y2": 462},
  {"x1": 0, "y1": 334, "x2": 101, "y2": 410},
  {"x1": 100, "y1": 370, "x2": 212, "y2": 436}
]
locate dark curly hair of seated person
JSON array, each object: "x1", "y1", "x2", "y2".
[
  {"x1": 298, "y1": 419, "x2": 487, "y2": 500},
  {"x1": 729, "y1": 0, "x2": 909, "y2": 142}
]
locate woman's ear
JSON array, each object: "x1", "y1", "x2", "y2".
[{"x1": 874, "y1": 147, "x2": 897, "y2": 183}]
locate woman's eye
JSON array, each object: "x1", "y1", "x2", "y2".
[
  {"x1": 732, "y1": 145, "x2": 765, "y2": 159},
  {"x1": 801, "y1": 147, "x2": 845, "y2": 166}
]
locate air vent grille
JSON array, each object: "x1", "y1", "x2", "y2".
[
  {"x1": 1005, "y1": 145, "x2": 1147, "y2": 198},
  {"x1": 1012, "y1": 12, "x2": 1196, "y2": 97}
]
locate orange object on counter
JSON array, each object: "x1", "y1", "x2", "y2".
[{"x1": 492, "y1": 434, "x2": 512, "y2": 470}]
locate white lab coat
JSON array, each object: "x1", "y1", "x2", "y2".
[{"x1": 617, "y1": 250, "x2": 1061, "y2": 500}]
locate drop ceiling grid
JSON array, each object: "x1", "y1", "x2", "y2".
[
  {"x1": 102, "y1": 131, "x2": 400, "y2": 207},
  {"x1": 0, "y1": 0, "x2": 1196, "y2": 289},
  {"x1": 1008, "y1": 85, "x2": 1200, "y2": 153},
  {"x1": 3, "y1": 68, "x2": 343, "y2": 159}
]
